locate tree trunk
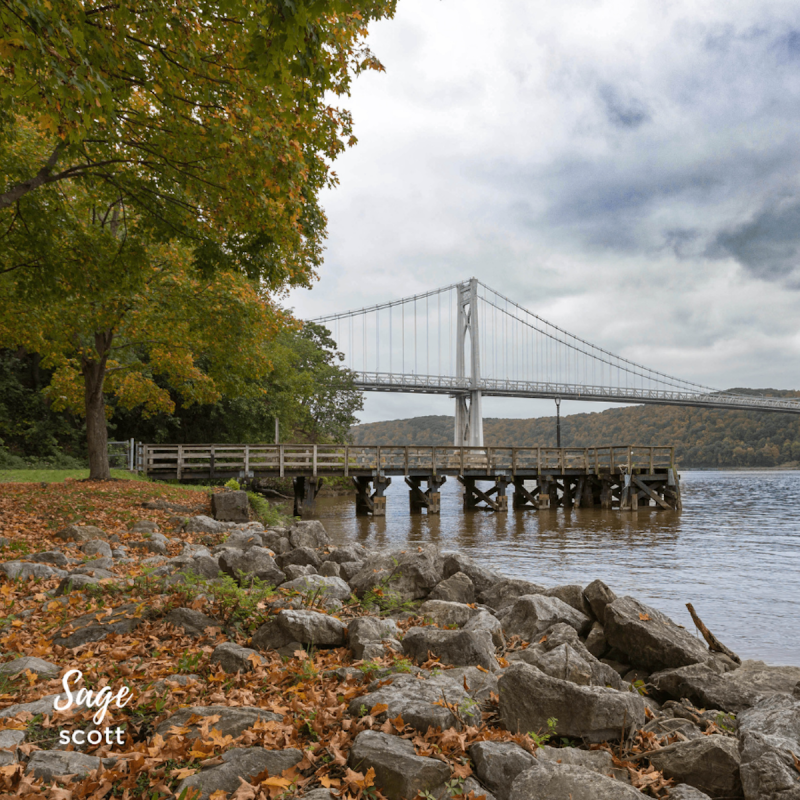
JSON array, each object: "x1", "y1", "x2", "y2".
[{"x1": 82, "y1": 331, "x2": 113, "y2": 481}]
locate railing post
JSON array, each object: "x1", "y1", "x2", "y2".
[
  {"x1": 405, "y1": 446, "x2": 409, "y2": 474},
  {"x1": 650, "y1": 447, "x2": 654, "y2": 474},
  {"x1": 313, "y1": 445, "x2": 318, "y2": 478},
  {"x1": 177, "y1": 444, "x2": 183, "y2": 481},
  {"x1": 432, "y1": 447, "x2": 437, "y2": 477},
  {"x1": 628, "y1": 445, "x2": 632, "y2": 473},
  {"x1": 279, "y1": 444, "x2": 284, "y2": 478},
  {"x1": 344, "y1": 445, "x2": 349, "y2": 478}
]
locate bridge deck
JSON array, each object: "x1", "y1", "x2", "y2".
[{"x1": 141, "y1": 443, "x2": 675, "y2": 481}]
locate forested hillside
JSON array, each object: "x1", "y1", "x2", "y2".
[{"x1": 350, "y1": 390, "x2": 800, "y2": 468}]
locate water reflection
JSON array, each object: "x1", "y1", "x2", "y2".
[{"x1": 312, "y1": 471, "x2": 800, "y2": 666}]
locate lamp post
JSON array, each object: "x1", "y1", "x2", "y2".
[{"x1": 555, "y1": 397, "x2": 561, "y2": 448}]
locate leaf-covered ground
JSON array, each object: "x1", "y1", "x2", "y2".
[{"x1": 0, "y1": 480, "x2": 678, "y2": 799}]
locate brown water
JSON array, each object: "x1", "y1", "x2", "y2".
[{"x1": 310, "y1": 470, "x2": 800, "y2": 666}]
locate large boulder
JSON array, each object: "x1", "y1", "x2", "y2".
[
  {"x1": 348, "y1": 671, "x2": 485, "y2": 732},
  {"x1": 164, "y1": 608, "x2": 222, "y2": 637},
  {"x1": 604, "y1": 596, "x2": 711, "y2": 672},
  {"x1": 31, "y1": 551, "x2": 69, "y2": 568},
  {"x1": 51, "y1": 603, "x2": 143, "y2": 648},
  {"x1": 480, "y1": 579, "x2": 547, "y2": 611},
  {"x1": 0, "y1": 657, "x2": 60, "y2": 680},
  {"x1": 464, "y1": 610, "x2": 506, "y2": 648},
  {"x1": 184, "y1": 515, "x2": 228, "y2": 535},
  {"x1": 418, "y1": 599, "x2": 480, "y2": 628},
  {"x1": 509, "y1": 761, "x2": 644, "y2": 800},
  {"x1": 210, "y1": 642, "x2": 265, "y2": 673},
  {"x1": 326, "y1": 544, "x2": 368, "y2": 564},
  {"x1": 348, "y1": 545, "x2": 443, "y2": 601},
  {"x1": 276, "y1": 546, "x2": 322, "y2": 571},
  {"x1": 428, "y1": 572, "x2": 475, "y2": 604},
  {"x1": 218, "y1": 547, "x2": 285, "y2": 586},
  {"x1": 442, "y1": 552, "x2": 502, "y2": 595},
  {"x1": 55, "y1": 524, "x2": 106, "y2": 542},
  {"x1": 349, "y1": 730, "x2": 450, "y2": 800},
  {"x1": 211, "y1": 490, "x2": 250, "y2": 523},
  {"x1": 498, "y1": 662, "x2": 645, "y2": 743},
  {"x1": 583, "y1": 579, "x2": 617, "y2": 624},
  {"x1": 81, "y1": 539, "x2": 113, "y2": 559},
  {"x1": 737, "y1": 693, "x2": 800, "y2": 800},
  {"x1": 510, "y1": 641, "x2": 625, "y2": 690},
  {"x1": 500, "y1": 594, "x2": 591, "y2": 640},
  {"x1": 156, "y1": 705, "x2": 282, "y2": 740},
  {"x1": 648, "y1": 736, "x2": 743, "y2": 799},
  {"x1": 26, "y1": 751, "x2": 105, "y2": 781},
  {"x1": 543, "y1": 585, "x2": 593, "y2": 618},
  {"x1": 402, "y1": 627, "x2": 497, "y2": 671},
  {"x1": 469, "y1": 741, "x2": 537, "y2": 800},
  {"x1": 279, "y1": 574, "x2": 352, "y2": 601},
  {"x1": 175, "y1": 748, "x2": 302, "y2": 800},
  {"x1": 288, "y1": 520, "x2": 330, "y2": 550},
  {"x1": 0, "y1": 561, "x2": 67, "y2": 581},
  {"x1": 651, "y1": 660, "x2": 800, "y2": 713},
  {"x1": 252, "y1": 609, "x2": 346, "y2": 650},
  {"x1": 221, "y1": 530, "x2": 264, "y2": 550},
  {"x1": 347, "y1": 617, "x2": 401, "y2": 660}
]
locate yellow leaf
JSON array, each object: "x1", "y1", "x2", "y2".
[
  {"x1": 261, "y1": 777, "x2": 292, "y2": 789},
  {"x1": 370, "y1": 703, "x2": 388, "y2": 716},
  {"x1": 173, "y1": 767, "x2": 197, "y2": 779}
]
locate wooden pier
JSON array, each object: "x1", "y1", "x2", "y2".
[{"x1": 141, "y1": 444, "x2": 681, "y2": 516}]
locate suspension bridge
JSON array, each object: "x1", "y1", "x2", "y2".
[
  {"x1": 313, "y1": 278, "x2": 800, "y2": 448},
  {"x1": 143, "y1": 278, "x2": 800, "y2": 516}
]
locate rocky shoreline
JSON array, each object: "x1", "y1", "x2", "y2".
[{"x1": 0, "y1": 502, "x2": 799, "y2": 799}]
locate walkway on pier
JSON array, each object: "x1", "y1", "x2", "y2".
[{"x1": 141, "y1": 443, "x2": 681, "y2": 516}]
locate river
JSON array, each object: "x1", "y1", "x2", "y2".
[{"x1": 309, "y1": 470, "x2": 800, "y2": 666}]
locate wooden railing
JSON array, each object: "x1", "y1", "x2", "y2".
[{"x1": 142, "y1": 444, "x2": 674, "y2": 479}]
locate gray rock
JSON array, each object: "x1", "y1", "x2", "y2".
[
  {"x1": 156, "y1": 705, "x2": 282, "y2": 740},
  {"x1": 279, "y1": 574, "x2": 352, "y2": 601},
  {"x1": 480, "y1": 579, "x2": 548, "y2": 612},
  {"x1": 509, "y1": 761, "x2": 644, "y2": 800},
  {"x1": 402, "y1": 627, "x2": 497, "y2": 671},
  {"x1": 604, "y1": 596, "x2": 711, "y2": 672},
  {"x1": 178, "y1": 554, "x2": 222, "y2": 580},
  {"x1": 419, "y1": 599, "x2": 479, "y2": 628},
  {"x1": 737, "y1": 693, "x2": 800, "y2": 800},
  {"x1": 129, "y1": 520, "x2": 159, "y2": 533},
  {"x1": 349, "y1": 730, "x2": 450, "y2": 800},
  {"x1": 31, "y1": 551, "x2": 68, "y2": 568},
  {"x1": 252, "y1": 609, "x2": 346, "y2": 650},
  {"x1": 0, "y1": 729, "x2": 25, "y2": 750},
  {"x1": 26, "y1": 750, "x2": 103, "y2": 781},
  {"x1": 181, "y1": 543, "x2": 213, "y2": 558},
  {"x1": 150, "y1": 674, "x2": 202, "y2": 692},
  {"x1": 222, "y1": 530, "x2": 264, "y2": 550},
  {"x1": 668, "y1": 787, "x2": 713, "y2": 800},
  {"x1": 349, "y1": 671, "x2": 482, "y2": 731},
  {"x1": 69, "y1": 566, "x2": 116, "y2": 579},
  {"x1": 500, "y1": 594, "x2": 591, "y2": 640},
  {"x1": 340, "y1": 560, "x2": 365, "y2": 581},
  {"x1": 499, "y1": 662, "x2": 645, "y2": 743},
  {"x1": 77, "y1": 557, "x2": 114, "y2": 571},
  {"x1": 0, "y1": 561, "x2": 67, "y2": 580},
  {"x1": 51, "y1": 603, "x2": 143, "y2": 648},
  {"x1": 585, "y1": 622, "x2": 608, "y2": 659},
  {"x1": 651, "y1": 659, "x2": 800, "y2": 714},
  {"x1": 283, "y1": 564, "x2": 318, "y2": 581},
  {"x1": 302, "y1": 791, "x2": 337, "y2": 800},
  {"x1": 348, "y1": 617, "x2": 401, "y2": 660},
  {"x1": 464, "y1": 609, "x2": 506, "y2": 648},
  {"x1": 643, "y1": 716, "x2": 704, "y2": 742},
  {"x1": 219, "y1": 546, "x2": 285, "y2": 586},
  {"x1": 262, "y1": 532, "x2": 292, "y2": 555},
  {"x1": 510, "y1": 642, "x2": 625, "y2": 690},
  {"x1": 130, "y1": 538, "x2": 167, "y2": 556},
  {"x1": 184, "y1": 515, "x2": 228, "y2": 535},
  {"x1": 211, "y1": 490, "x2": 250, "y2": 523},
  {"x1": 276, "y1": 546, "x2": 322, "y2": 571},
  {"x1": 165, "y1": 607, "x2": 222, "y2": 637},
  {"x1": 327, "y1": 544, "x2": 368, "y2": 564},
  {"x1": 469, "y1": 741, "x2": 537, "y2": 800},
  {"x1": 210, "y1": 642, "x2": 265, "y2": 673},
  {"x1": 429, "y1": 572, "x2": 475, "y2": 604},
  {"x1": 543, "y1": 585, "x2": 593, "y2": 618},
  {"x1": 349, "y1": 545, "x2": 443, "y2": 601},
  {"x1": 319, "y1": 561, "x2": 342, "y2": 578},
  {"x1": 648, "y1": 736, "x2": 742, "y2": 799},
  {"x1": 55, "y1": 524, "x2": 106, "y2": 542},
  {"x1": 57, "y1": 573, "x2": 106, "y2": 595},
  {"x1": 537, "y1": 745, "x2": 627, "y2": 780},
  {"x1": 81, "y1": 539, "x2": 113, "y2": 558},
  {"x1": 0, "y1": 656, "x2": 60, "y2": 679},
  {"x1": 0, "y1": 693, "x2": 70, "y2": 718},
  {"x1": 442, "y1": 552, "x2": 502, "y2": 595},
  {"x1": 177, "y1": 748, "x2": 301, "y2": 800},
  {"x1": 288, "y1": 520, "x2": 330, "y2": 550},
  {"x1": 583, "y1": 579, "x2": 617, "y2": 624}
]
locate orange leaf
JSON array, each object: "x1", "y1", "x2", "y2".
[
  {"x1": 639, "y1": 613, "x2": 651, "y2": 621},
  {"x1": 370, "y1": 703, "x2": 388, "y2": 716}
]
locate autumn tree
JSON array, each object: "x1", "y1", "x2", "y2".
[
  {"x1": 1, "y1": 0, "x2": 396, "y2": 284},
  {"x1": 0, "y1": 153, "x2": 285, "y2": 479}
]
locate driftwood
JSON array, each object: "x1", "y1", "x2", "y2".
[{"x1": 686, "y1": 602, "x2": 741, "y2": 665}]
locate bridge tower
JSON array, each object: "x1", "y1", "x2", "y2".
[{"x1": 454, "y1": 278, "x2": 484, "y2": 447}]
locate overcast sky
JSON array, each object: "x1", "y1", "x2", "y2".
[{"x1": 285, "y1": 0, "x2": 800, "y2": 425}]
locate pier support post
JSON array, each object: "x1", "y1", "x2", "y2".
[
  {"x1": 495, "y1": 476, "x2": 509, "y2": 512},
  {"x1": 537, "y1": 478, "x2": 551, "y2": 509},
  {"x1": 406, "y1": 475, "x2": 447, "y2": 514},
  {"x1": 513, "y1": 478, "x2": 539, "y2": 510},
  {"x1": 354, "y1": 476, "x2": 391, "y2": 516},
  {"x1": 293, "y1": 476, "x2": 323, "y2": 517},
  {"x1": 600, "y1": 478, "x2": 614, "y2": 509}
]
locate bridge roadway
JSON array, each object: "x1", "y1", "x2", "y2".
[
  {"x1": 142, "y1": 443, "x2": 681, "y2": 516},
  {"x1": 353, "y1": 372, "x2": 800, "y2": 414}
]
